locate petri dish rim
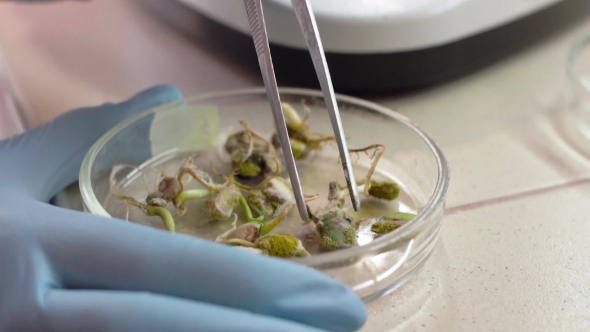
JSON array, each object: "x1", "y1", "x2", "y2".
[
  {"x1": 567, "y1": 31, "x2": 590, "y2": 92},
  {"x1": 80, "y1": 87, "x2": 450, "y2": 267}
]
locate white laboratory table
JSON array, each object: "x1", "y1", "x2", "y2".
[{"x1": 1, "y1": 1, "x2": 590, "y2": 331}]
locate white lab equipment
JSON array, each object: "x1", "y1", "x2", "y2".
[
  {"x1": 172, "y1": 0, "x2": 563, "y2": 53},
  {"x1": 138, "y1": 0, "x2": 590, "y2": 92}
]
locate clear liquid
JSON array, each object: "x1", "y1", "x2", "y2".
[{"x1": 104, "y1": 148, "x2": 417, "y2": 255}]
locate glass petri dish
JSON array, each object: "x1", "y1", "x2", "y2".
[
  {"x1": 80, "y1": 88, "x2": 449, "y2": 302},
  {"x1": 567, "y1": 31, "x2": 590, "y2": 138}
]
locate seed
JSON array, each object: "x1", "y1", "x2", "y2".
[
  {"x1": 159, "y1": 177, "x2": 182, "y2": 201},
  {"x1": 147, "y1": 197, "x2": 167, "y2": 207},
  {"x1": 207, "y1": 185, "x2": 241, "y2": 220},
  {"x1": 317, "y1": 210, "x2": 358, "y2": 251},
  {"x1": 247, "y1": 190, "x2": 276, "y2": 216},
  {"x1": 256, "y1": 234, "x2": 310, "y2": 258},
  {"x1": 146, "y1": 191, "x2": 164, "y2": 204}
]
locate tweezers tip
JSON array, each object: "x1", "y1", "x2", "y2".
[{"x1": 351, "y1": 198, "x2": 361, "y2": 212}]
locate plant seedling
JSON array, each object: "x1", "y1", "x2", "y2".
[
  {"x1": 108, "y1": 112, "x2": 414, "y2": 259},
  {"x1": 315, "y1": 210, "x2": 359, "y2": 251},
  {"x1": 223, "y1": 233, "x2": 310, "y2": 258},
  {"x1": 108, "y1": 165, "x2": 177, "y2": 232},
  {"x1": 246, "y1": 177, "x2": 294, "y2": 216},
  {"x1": 171, "y1": 159, "x2": 265, "y2": 223},
  {"x1": 371, "y1": 212, "x2": 416, "y2": 235},
  {"x1": 348, "y1": 143, "x2": 401, "y2": 201},
  {"x1": 305, "y1": 180, "x2": 361, "y2": 252},
  {"x1": 271, "y1": 102, "x2": 335, "y2": 159},
  {"x1": 303, "y1": 142, "x2": 406, "y2": 252},
  {"x1": 224, "y1": 121, "x2": 281, "y2": 179},
  {"x1": 215, "y1": 202, "x2": 309, "y2": 258},
  {"x1": 109, "y1": 156, "x2": 265, "y2": 233}
]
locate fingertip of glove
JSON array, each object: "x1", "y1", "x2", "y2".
[
  {"x1": 268, "y1": 265, "x2": 367, "y2": 332},
  {"x1": 128, "y1": 84, "x2": 183, "y2": 109},
  {"x1": 306, "y1": 280, "x2": 367, "y2": 332},
  {"x1": 52, "y1": 84, "x2": 184, "y2": 124},
  {"x1": 338, "y1": 290, "x2": 368, "y2": 331}
]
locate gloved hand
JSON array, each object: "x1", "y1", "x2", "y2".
[{"x1": 0, "y1": 85, "x2": 367, "y2": 332}]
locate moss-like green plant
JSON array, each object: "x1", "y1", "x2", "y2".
[
  {"x1": 371, "y1": 212, "x2": 416, "y2": 235},
  {"x1": 371, "y1": 221, "x2": 400, "y2": 235},
  {"x1": 315, "y1": 210, "x2": 358, "y2": 251},
  {"x1": 256, "y1": 234, "x2": 310, "y2": 257},
  {"x1": 367, "y1": 181, "x2": 400, "y2": 201}
]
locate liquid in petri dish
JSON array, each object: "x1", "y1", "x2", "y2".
[{"x1": 105, "y1": 143, "x2": 417, "y2": 256}]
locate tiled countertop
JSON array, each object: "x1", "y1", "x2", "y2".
[{"x1": 1, "y1": 1, "x2": 589, "y2": 331}]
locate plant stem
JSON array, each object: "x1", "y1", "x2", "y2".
[
  {"x1": 349, "y1": 144, "x2": 385, "y2": 197},
  {"x1": 290, "y1": 138, "x2": 307, "y2": 159},
  {"x1": 146, "y1": 206, "x2": 175, "y2": 233},
  {"x1": 282, "y1": 103, "x2": 304, "y2": 131},
  {"x1": 238, "y1": 194, "x2": 264, "y2": 222},
  {"x1": 174, "y1": 189, "x2": 212, "y2": 208},
  {"x1": 177, "y1": 167, "x2": 217, "y2": 191},
  {"x1": 260, "y1": 202, "x2": 293, "y2": 235}
]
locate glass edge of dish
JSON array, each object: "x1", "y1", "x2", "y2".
[{"x1": 567, "y1": 31, "x2": 590, "y2": 92}]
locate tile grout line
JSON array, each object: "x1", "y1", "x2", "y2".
[{"x1": 445, "y1": 177, "x2": 590, "y2": 215}]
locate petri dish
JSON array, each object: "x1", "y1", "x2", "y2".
[{"x1": 79, "y1": 88, "x2": 449, "y2": 302}]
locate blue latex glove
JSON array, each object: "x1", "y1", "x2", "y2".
[{"x1": 0, "y1": 85, "x2": 367, "y2": 332}]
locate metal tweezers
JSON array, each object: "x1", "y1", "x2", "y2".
[{"x1": 243, "y1": 0, "x2": 360, "y2": 222}]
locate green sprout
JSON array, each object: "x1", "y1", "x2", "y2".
[
  {"x1": 216, "y1": 202, "x2": 303, "y2": 257},
  {"x1": 216, "y1": 201, "x2": 294, "y2": 244},
  {"x1": 385, "y1": 211, "x2": 416, "y2": 221},
  {"x1": 145, "y1": 205, "x2": 176, "y2": 233},
  {"x1": 232, "y1": 150, "x2": 262, "y2": 177},
  {"x1": 270, "y1": 102, "x2": 335, "y2": 159},
  {"x1": 173, "y1": 189, "x2": 212, "y2": 209},
  {"x1": 289, "y1": 138, "x2": 308, "y2": 159},
  {"x1": 174, "y1": 163, "x2": 263, "y2": 222},
  {"x1": 108, "y1": 165, "x2": 178, "y2": 233}
]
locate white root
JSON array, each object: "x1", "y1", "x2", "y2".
[{"x1": 215, "y1": 214, "x2": 239, "y2": 242}]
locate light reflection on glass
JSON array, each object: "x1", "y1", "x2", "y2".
[{"x1": 352, "y1": 239, "x2": 414, "y2": 291}]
